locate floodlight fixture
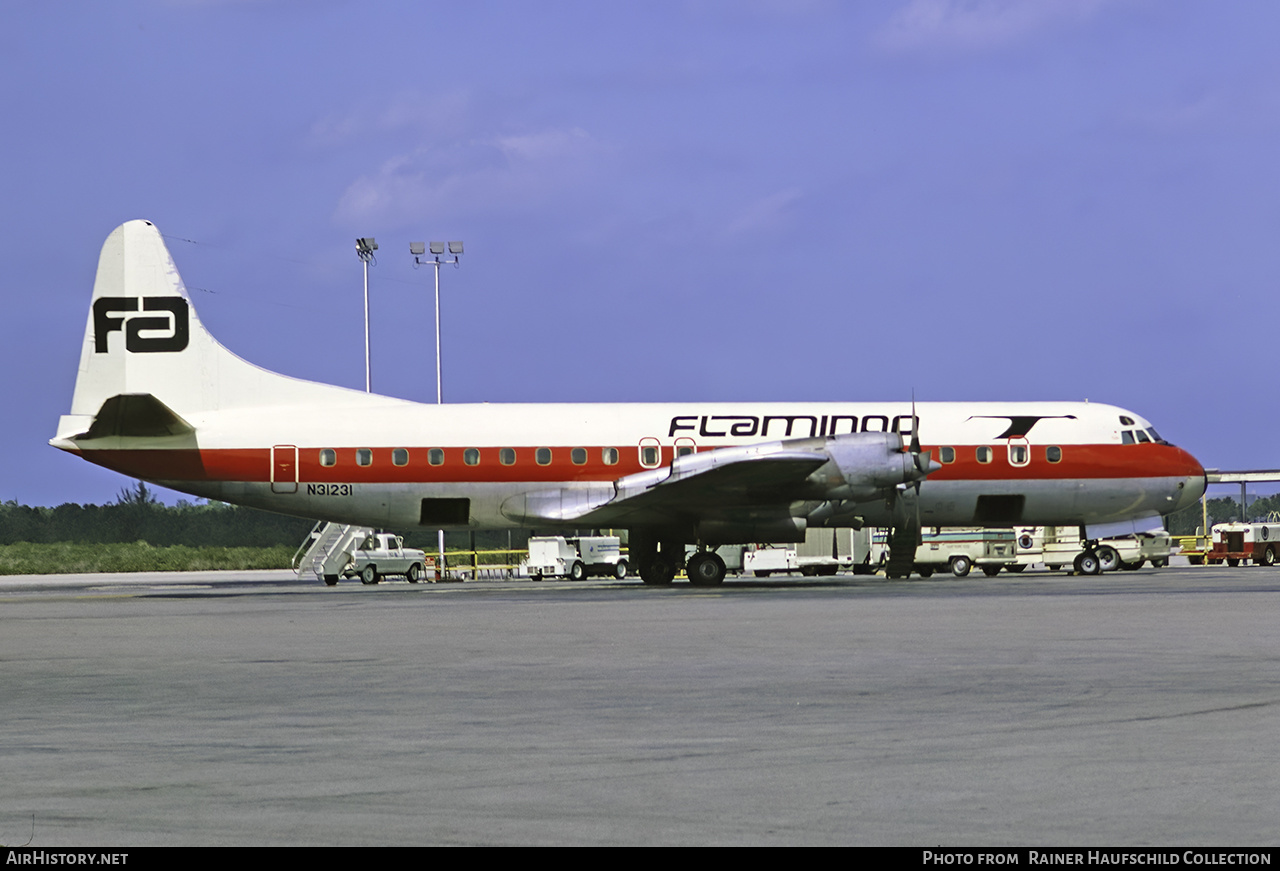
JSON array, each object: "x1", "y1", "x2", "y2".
[
  {"x1": 429, "y1": 241, "x2": 445, "y2": 255},
  {"x1": 448, "y1": 241, "x2": 463, "y2": 255},
  {"x1": 409, "y1": 242, "x2": 426, "y2": 256},
  {"x1": 355, "y1": 237, "x2": 378, "y2": 392}
]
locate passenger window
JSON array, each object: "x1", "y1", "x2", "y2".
[
  {"x1": 500, "y1": 448, "x2": 516, "y2": 465},
  {"x1": 1046, "y1": 446, "x2": 1062, "y2": 463},
  {"x1": 356, "y1": 449, "x2": 372, "y2": 466},
  {"x1": 571, "y1": 448, "x2": 587, "y2": 465},
  {"x1": 464, "y1": 448, "x2": 480, "y2": 466},
  {"x1": 319, "y1": 449, "x2": 336, "y2": 467},
  {"x1": 602, "y1": 447, "x2": 619, "y2": 466},
  {"x1": 428, "y1": 448, "x2": 444, "y2": 466},
  {"x1": 976, "y1": 446, "x2": 992, "y2": 464},
  {"x1": 939, "y1": 446, "x2": 955, "y2": 464},
  {"x1": 392, "y1": 449, "x2": 409, "y2": 466},
  {"x1": 536, "y1": 448, "x2": 552, "y2": 466},
  {"x1": 1008, "y1": 444, "x2": 1028, "y2": 466},
  {"x1": 639, "y1": 438, "x2": 662, "y2": 468}
]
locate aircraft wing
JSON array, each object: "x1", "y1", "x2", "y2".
[{"x1": 501, "y1": 435, "x2": 915, "y2": 528}]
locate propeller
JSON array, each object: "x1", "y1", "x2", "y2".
[{"x1": 894, "y1": 394, "x2": 938, "y2": 547}]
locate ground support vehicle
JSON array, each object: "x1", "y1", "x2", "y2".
[
  {"x1": 1015, "y1": 526, "x2": 1173, "y2": 573},
  {"x1": 340, "y1": 533, "x2": 429, "y2": 585},
  {"x1": 743, "y1": 545, "x2": 798, "y2": 578},
  {"x1": 1207, "y1": 521, "x2": 1280, "y2": 566},
  {"x1": 527, "y1": 536, "x2": 626, "y2": 580},
  {"x1": 908, "y1": 528, "x2": 1018, "y2": 578},
  {"x1": 742, "y1": 528, "x2": 871, "y2": 577},
  {"x1": 796, "y1": 528, "x2": 871, "y2": 575},
  {"x1": 295, "y1": 523, "x2": 430, "y2": 585}
]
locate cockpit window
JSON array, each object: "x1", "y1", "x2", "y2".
[
  {"x1": 1135, "y1": 430, "x2": 1151, "y2": 444},
  {"x1": 1121, "y1": 431, "x2": 1136, "y2": 445},
  {"x1": 1148, "y1": 428, "x2": 1166, "y2": 444},
  {"x1": 1120, "y1": 416, "x2": 1135, "y2": 425}
]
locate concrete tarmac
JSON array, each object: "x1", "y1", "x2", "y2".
[{"x1": 1, "y1": 566, "x2": 1277, "y2": 846}]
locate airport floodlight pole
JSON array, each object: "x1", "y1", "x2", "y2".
[
  {"x1": 410, "y1": 240, "x2": 463, "y2": 404},
  {"x1": 355, "y1": 237, "x2": 378, "y2": 393},
  {"x1": 411, "y1": 239, "x2": 464, "y2": 580}
]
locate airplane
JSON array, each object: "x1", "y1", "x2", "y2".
[{"x1": 51, "y1": 220, "x2": 1207, "y2": 584}]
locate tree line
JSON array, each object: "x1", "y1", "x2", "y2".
[{"x1": 1, "y1": 483, "x2": 314, "y2": 548}]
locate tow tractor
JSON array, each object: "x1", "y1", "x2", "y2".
[
  {"x1": 1207, "y1": 519, "x2": 1280, "y2": 566},
  {"x1": 526, "y1": 536, "x2": 627, "y2": 581}
]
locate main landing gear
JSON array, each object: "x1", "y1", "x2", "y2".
[
  {"x1": 631, "y1": 531, "x2": 727, "y2": 586},
  {"x1": 1072, "y1": 542, "x2": 1120, "y2": 576},
  {"x1": 686, "y1": 552, "x2": 727, "y2": 586}
]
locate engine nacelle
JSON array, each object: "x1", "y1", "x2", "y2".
[{"x1": 808, "y1": 431, "x2": 932, "y2": 501}]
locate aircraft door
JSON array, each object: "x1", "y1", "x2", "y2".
[
  {"x1": 1006, "y1": 437, "x2": 1031, "y2": 468},
  {"x1": 271, "y1": 445, "x2": 298, "y2": 493}
]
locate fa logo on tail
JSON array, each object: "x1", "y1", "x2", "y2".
[{"x1": 93, "y1": 297, "x2": 189, "y2": 353}]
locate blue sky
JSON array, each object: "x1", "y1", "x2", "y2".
[{"x1": 5, "y1": 0, "x2": 1280, "y2": 507}]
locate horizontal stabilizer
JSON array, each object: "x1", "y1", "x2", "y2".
[{"x1": 79, "y1": 393, "x2": 195, "y2": 440}]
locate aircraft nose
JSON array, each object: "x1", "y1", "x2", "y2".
[{"x1": 1171, "y1": 447, "x2": 1207, "y2": 513}]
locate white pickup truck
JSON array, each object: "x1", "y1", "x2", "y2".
[{"x1": 342, "y1": 533, "x2": 429, "y2": 585}]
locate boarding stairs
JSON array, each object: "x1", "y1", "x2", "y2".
[{"x1": 292, "y1": 521, "x2": 374, "y2": 581}]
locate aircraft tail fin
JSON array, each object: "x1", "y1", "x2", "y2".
[{"x1": 55, "y1": 220, "x2": 384, "y2": 446}]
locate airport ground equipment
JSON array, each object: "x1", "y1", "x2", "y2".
[
  {"x1": 295, "y1": 521, "x2": 374, "y2": 584},
  {"x1": 905, "y1": 527, "x2": 1018, "y2": 577},
  {"x1": 295, "y1": 522, "x2": 427, "y2": 585},
  {"x1": 527, "y1": 535, "x2": 626, "y2": 580},
  {"x1": 743, "y1": 545, "x2": 798, "y2": 577},
  {"x1": 342, "y1": 533, "x2": 428, "y2": 584},
  {"x1": 1206, "y1": 519, "x2": 1280, "y2": 566},
  {"x1": 1015, "y1": 526, "x2": 1174, "y2": 572},
  {"x1": 744, "y1": 528, "x2": 871, "y2": 577}
]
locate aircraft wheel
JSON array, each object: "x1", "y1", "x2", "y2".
[
  {"x1": 1152, "y1": 559, "x2": 1168, "y2": 568},
  {"x1": 323, "y1": 575, "x2": 339, "y2": 586},
  {"x1": 687, "y1": 553, "x2": 726, "y2": 586},
  {"x1": 641, "y1": 557, "x2": 675, "y2": 585},
  {"x1": 1075, "y1": 551, "x2": 1101, "y2": 575},
  {"x1": 1227, "y1": 558, "x2": 1240, "y2": 567},
  {"x1": 1096, "y1": 545, "x2": 1121, "y2": 572},
  {"x1": 569, "y1": 561, "x2": 586, "y2": 581},
  {"x1": 982, "y1": 565, "x2": 1001, "y2": 577},
  {"x1": 360, "y1": 565, "x2": 379, "y2": 585},
  {"x1": 406, "y1": 563, "x2": 422, "y2": 583},
  {"x1": 614, "y1": 560, "x2": 627, "y2": 579},
  {"x1": 916, "y1": 566, "x2": 934, "y2": 578},
  {"x1": 950, "y1": 555, "x2": 972, "y2": 578}
]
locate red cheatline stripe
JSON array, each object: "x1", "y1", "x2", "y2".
[{"x1": 72, "y1": 442, "x2": 1204, "y2": 485}]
